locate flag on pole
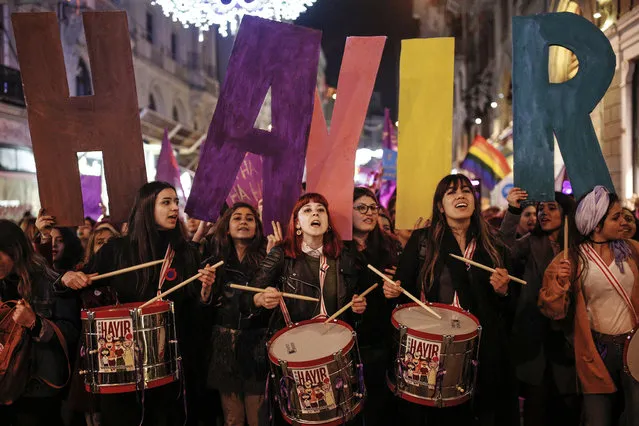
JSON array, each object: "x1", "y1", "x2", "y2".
[
  {"x1": 155, "y1": 129, "x2": 186, "y2": 207},
  {"x1": 460, "y1": 135, "x2": 511, "y2": 190}
]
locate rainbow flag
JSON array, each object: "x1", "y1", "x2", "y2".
[{"x1": 460, "y1": 135, "x2": 511, "y2": 190}]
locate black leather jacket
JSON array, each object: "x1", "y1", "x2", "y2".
[
  {"x1": 203, "y1": 248, "x2": 269, "y2": 330},
  {"x1": 242, "y1": 246, "x2": 359, "y2": 331}
]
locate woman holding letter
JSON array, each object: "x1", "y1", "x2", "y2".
[
  {"x1": 56, "y1": 182, "x2": 217, "y2": 426},
  {"x1": 501, "y1": 188, "x2": 581, "y2": 426},
  {"x1": 389, "y1": 174, "x2": 519, "y2": 426},
  {"x1": 539, "y1": 186, "x2": 639, "y2": 426}
]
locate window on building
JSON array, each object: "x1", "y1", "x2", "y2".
[
  {"x1": 171, "y1": 33, "x2": 177, "y2": 61},
  {"x1": 148, "y1": 94, "x2": 156, "y2": 111},
  {"x1": 172, "y1": 106, "x2": 179, "y2": 122},
  {"x1": 145, "y1": 12, "x2": 154, "y2": 43},
  {"x1": 0, "y1": 145, "x2": 36, "y2": 173},
  {"x1": 76, "y1": 58, "x2": 93, "y2": 96}
]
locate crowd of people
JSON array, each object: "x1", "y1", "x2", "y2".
[{"x1": 0, "y1": 173, "x2": 637, "y2": 426}]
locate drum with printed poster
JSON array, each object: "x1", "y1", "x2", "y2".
[
  {"x1": 387, "y1": 303, "x2": 481, "y2": 407},
  {"x1": 624, "y1": 327, "x2": 639, "y2": 382},
  {"x1": 267, "y1": 318, "x2": 365, "y2": 425},
  {"x1": 80, "y1": 300, "x2": 181, "y2": 393}
]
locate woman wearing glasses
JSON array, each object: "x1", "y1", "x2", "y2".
[{"x1": 346, "y1": 187, "x2": 402, "y2": 426}]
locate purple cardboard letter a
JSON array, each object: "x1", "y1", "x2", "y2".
[{"x1": 186, "y1": 16, "x2": 321, "y2": 233}]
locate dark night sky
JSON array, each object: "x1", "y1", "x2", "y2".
[{"x1": 295, "y1": 0, "x2": 418, "y2": 120}]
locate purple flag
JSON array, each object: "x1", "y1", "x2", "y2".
[
  {"x1": 155, "y1": 129, "x2": 185, "y2": 203},
  {"x1": 185, "y1": 16, "x2": 321, "y2": 234},
  {"x1": 382, "y1": 108, "x2": 397, "y2": 150},
  {"x1": 80, "y1": 174, "x2": 102, "y2": 220},
  {"x1": 226, "y1": 153, "x2": 263, "y2": 207},
  {"x1": 379, "y1": 108, "x2": 397, "y2": 207}
]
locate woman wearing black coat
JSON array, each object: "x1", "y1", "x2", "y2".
[{"x1": 0, "y1": 219, "x2": 79, "y2": 426}]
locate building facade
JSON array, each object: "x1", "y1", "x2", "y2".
[{"x1": 0, "y1": 0, "x2": 225, "y2": 219}]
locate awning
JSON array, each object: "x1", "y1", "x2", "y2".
[{"x1": 139, "y1": 107, "x2": 206, "y2": 170}]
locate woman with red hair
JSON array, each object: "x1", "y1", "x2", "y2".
[{"x1": 245, "y1": 192, "x2": 367, "y2": 330}]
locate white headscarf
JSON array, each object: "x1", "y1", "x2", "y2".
[
  {"x1": 575, "y1": 185, "x2": 631, "y2": 271},
  {"x1": 575, "y1": 185, "x2": 610, "y2": 236}
]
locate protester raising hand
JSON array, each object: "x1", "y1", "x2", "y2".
[
  {"x1": 266, "y1": 221, "x2": 283, "y2": 253},
  {"x1": 35, "y1": 208, "x2": 55, "y2": 242},
  {"x1": 506, "y1": 187, "x2": 529, "y2": 209},
  {"x1": 192, "y1": 220, "x2": 213, "y2": 244}
]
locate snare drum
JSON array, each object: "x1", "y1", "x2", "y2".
[
  {"x1": 624, "y1": 327, "x2": 639, "y2": 382},
  {"x1": 268, "y1": 319, "x2": 365, "y2": 425},
  {"x1": 387, "y1": 303, "x2": 481, "y2": 407},
  {"x1": 80, "y1": 301, "x2": 181, "y2": 393}
]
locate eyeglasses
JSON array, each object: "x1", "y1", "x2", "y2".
[{"x1": 353, "y1": 204, "x2": 380, "y2": 215}]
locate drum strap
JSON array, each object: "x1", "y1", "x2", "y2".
[
  {"x1": 315, "y1": 254, "x2": 330, "y2": 319},
  {"x1": 582, "y1": 244, "x2": 639, "y2": 324},
  {"x1": 279, "y1": 254, "x2": 329, "y2": 325},
  {"x1": 157, "y1": 245, "x2": 176, "y2": 297}
]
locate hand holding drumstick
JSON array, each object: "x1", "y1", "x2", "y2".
[{"x1": 254, "y1": 287, "x2": 282, "y2": 309}]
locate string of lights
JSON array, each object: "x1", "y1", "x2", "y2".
[{"x1": 150, "y1": 0, "x2": 317, "y2": 37}]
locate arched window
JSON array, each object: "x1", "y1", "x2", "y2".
[
  {"x1": 172, "y1": 105, "x2": 179, "y2": 122},
  {"x1": 148, "y1": 94, "x2": 156, "y2": 111},
  {"x1": 76, "y1": 59, "x2": 92, "y2": 96}
]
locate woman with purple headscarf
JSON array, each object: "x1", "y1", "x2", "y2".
[{"x1": 539, "y1": 186, "x2": 639, "y2": 426}]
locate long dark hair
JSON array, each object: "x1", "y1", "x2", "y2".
[
  {"x1": 209, "y1": 202, "x2": 266, "y2": 268},
  {"x1": 53, "y1": 227, "x2": 84, "y2": 272},
  {"x1": 353, "y1": 187, "x2": 399, "y2": 265},
  {"x1": 126, "y1": 181, "x2": 191, "y2": 296},
  {"x1": 0, "y1": 219, "x2": 57, "y2": 300},
  {"x1": 568, "y1": 191, "x2": 621, "y2": 282},
  {"x1": 418, "y1": 174, "x2": 503, "y2": 290},
  {"x1": 282, "y1": 193, "x2": 342, "y2": 259},
  {"x1": 530, "y1": 192, "x2": 578, "y2": 249}
]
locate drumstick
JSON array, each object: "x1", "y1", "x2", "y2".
[
  {"x1": 448, "y1": 254, "x2": 527, "y2": 285},
  {"x1": 229, "y1": 284, "x2": 320, "y2": 302},
  {"x1": 563, "y1": 219, "x2": 569, "y2": 260},
  {"x1": 324, "y1": 283, "x2": 379, "y2": 323},
  {"x1": 139, "y1": 260, "x2": 224, "y2": 308},
  {"x1": 91, "y1": 259, "x2": 165, "y2": 282},
  {"x1": 366, "y1": 264, "x2": 442, "y2": 320}
]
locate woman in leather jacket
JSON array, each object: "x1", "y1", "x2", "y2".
[
  {"x1": 202, "y1": 202, "x2": 271, "y2": 426},
  {"x1": 0, "y1": 219, "x2": 79, "y2": 426},
  {"x1": 245, "y1": 192, "x2": 367, "y2": 328}
]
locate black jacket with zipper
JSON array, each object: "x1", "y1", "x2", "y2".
[{"x1": 241, "y1": 246, "x2": 359, "y2": 333}]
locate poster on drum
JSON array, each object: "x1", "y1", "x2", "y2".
[
  {"x1": 96, "y1": 318, "x2": 135, "y2": 373},
  {"x1": 292, "y1": 366, "x2": 337, "y2": 414},
  {"x1": 401, "y1": 335, "x2": 441, "y2": 388}
]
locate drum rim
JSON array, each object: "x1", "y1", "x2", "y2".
[
  {"x1": 267, "y1": 318, "x2": 355, "y2": 368},
  {"x1": 81, "y1": 300, "x2": 171, "y2": 319},
  {"x1": 623, "y1": 327, "x2": 638, "y2": 381},
  {"x1": 84, "y1": 373, "x2": 177, "y2": 394},
  {"x1": 391, "y1": 302, "x2": 480, "y2": 342},
  {"x1": 277, "y1": 396, "x2": 364, "y2": 426},
  {"x1": 386, "y1": 376, "x2": 471, "y2": 407}
]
